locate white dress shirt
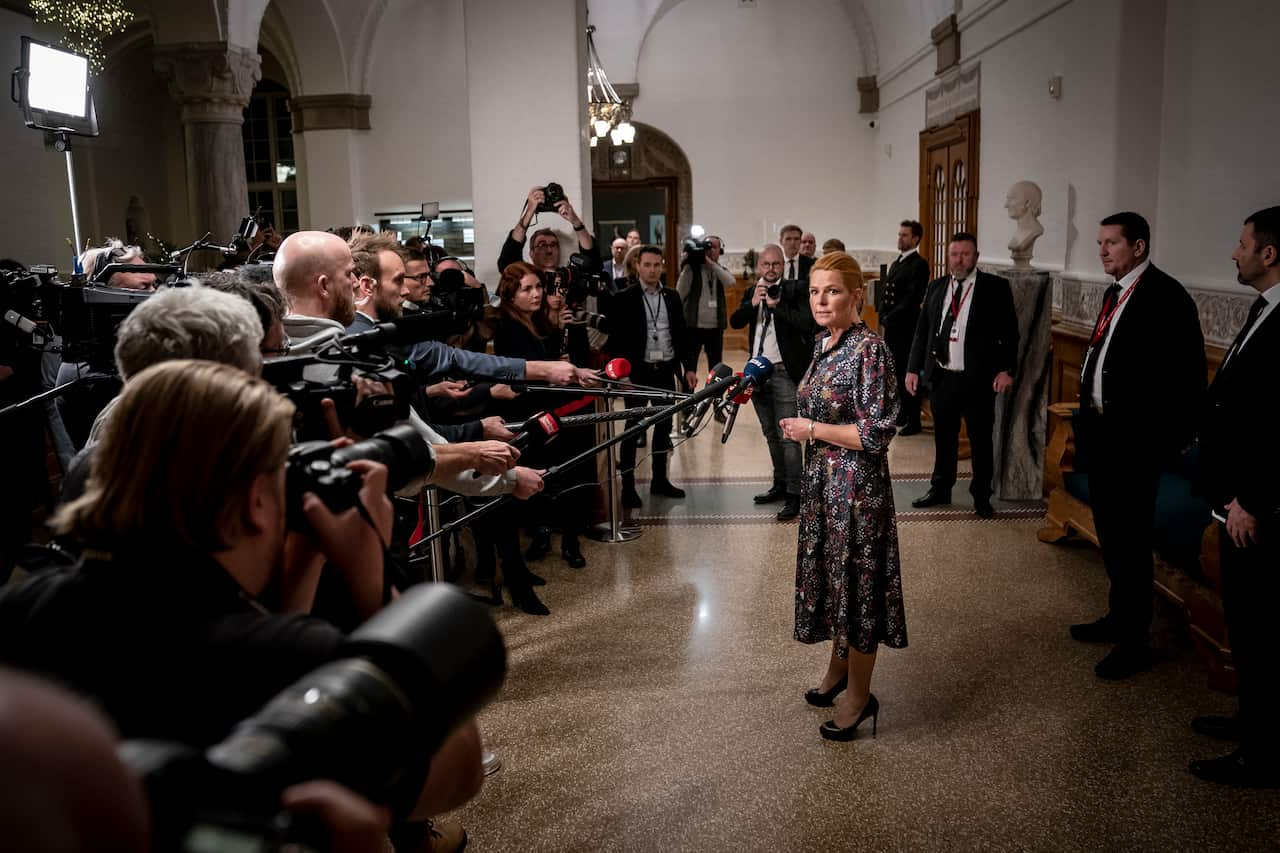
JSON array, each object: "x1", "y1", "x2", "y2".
[
  {"x1": 1228, "y1": 281, "x2": 1280, "y2": 363},
  {"x1": 895, "y1": 246, "x2": 920, "y2": 266},
  {"x1": 751, "y1": 283, "x2": 784, "y2": 366},
  {"x1": 938, "y1": 269, "x2": 978, "y2": 371},
  {"x1": 1091, "y1": 258, "x2": 1150, "y2": 410}
]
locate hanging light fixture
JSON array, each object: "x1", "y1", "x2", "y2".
[{"x1": 585, "y1": 22, "x2": 633, "y2": 146}]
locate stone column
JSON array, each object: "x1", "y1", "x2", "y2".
[
  {"x1": 464, "y1": 0, "x2": 590, "y2": 287},
  {"x1": 154, "y1": 43, "x2": 261, "y2": 264}
]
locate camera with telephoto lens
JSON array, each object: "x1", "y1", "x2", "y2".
[
  {"x1": 118, "y1": 583, "x2": 507, "y2": 853},
  {"x1": 285, "y1": 421, "x2": 434, "y2": 529},
  {"x1": 542, "y1": 251, "x2": 608, "y2": 313},
  {"x1": 426, "y1": 265, "x2": 485, "y2": 335},
  {"x1": 535, "y1": 182, "x2": 567, "y2": 214},
  {"x1": 262, "y1": 352, "x2": 417, "y2": 443}
]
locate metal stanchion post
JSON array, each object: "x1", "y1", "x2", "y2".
[
  {"x1": 423, "y1": 486, "x2": 445, "y2": 583},
  {"x1": 422, "y1": 486, "x2": 501, "y2": 775},
  {"x1": 587, "y1": 395, "x2": 640, "y2": 543}
]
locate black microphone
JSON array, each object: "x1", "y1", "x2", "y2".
[
  {"x1": 339, "y1": 311, "x2": 451, "y2": 348},
  {"x1": 720, "y1": 356, "x2": 774, "y2": 444},
  {"x1": 510, "y1": 410, "x2": 561, "y2": 450},
  {"x1": 683, "y1": 363, "x2": 735, "y2": 437}
]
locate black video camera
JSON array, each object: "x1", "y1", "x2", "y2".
[
  {"x1": 1, "y1": 265, "x2": 173, "y2": 373},
  {"x1": 542, "y1": 251, "x2": 607, "y2": 311},
  {"x1": 119, "y1": 583, "x2": 507, "y2": 853},
  {"x1": 286, "y1": 422, "x2": 434, "y2": 529},
  {"x1": 535, "y1": 181, "x2": 567, "y2": 214},
  {"x1": 682, "y1": 236, "x2": 712, "y2": 267},
  {"x1": 425, "y1": 265, "x2": 485, "y2": 336},
  {"x1": 262, "y1": 350, "x2": 416, "y2": 443}
]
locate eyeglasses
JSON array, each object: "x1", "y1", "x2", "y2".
[
  {"x1": 532, "y1": 242, "x2": 559, "y2": 251},
  {"x1": 403, "y1": 273, "x2": 430, "y2": 283}
]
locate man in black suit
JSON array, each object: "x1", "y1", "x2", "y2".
[
  {"x1": 906, "y1": 232, "x2": 1018, "y2": 520},
  {"x1": 879, "y1": 220, "x2": 931, "y2": 435},
  {"x1": 1188, "y1": 206, "x2": 1280, "y2": 787},
  {"x1": 779, "y1": 224, "x2": 815, "y2": 284},
  {"x1": 729, "y1": 243, "x2": 818, "y2": 520},
  {"x1": 612, "y1": 246, "x2": 698, "y2": 506},
  {"x1": 1068, "y1": 212, "x2": 1206, "y2": 680}
]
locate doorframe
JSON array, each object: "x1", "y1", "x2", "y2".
[{"x1": 592, "y1": 176, "x2": 680, "y2": 279}]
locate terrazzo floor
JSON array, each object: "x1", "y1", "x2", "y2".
[{"x1": 450, "y1": 353, "x2": 1280, "y2": 852}]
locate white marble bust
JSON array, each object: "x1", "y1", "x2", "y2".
[{"x1": 1005, "y1": 180, "x2": 1044, "y2": 268}]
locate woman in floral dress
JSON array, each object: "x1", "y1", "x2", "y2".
[{"x1": 780, "y1": 251, "x2": 907, "y2": 741}]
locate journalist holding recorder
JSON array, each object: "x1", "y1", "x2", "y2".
[{"x1": 0, "y1": 360, "x2": 487, "y2": 849}]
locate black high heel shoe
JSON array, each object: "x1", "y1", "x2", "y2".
[
  {"x1": 804, "y1": 675, "x2": 847, "y2": 707},
  {"x1": 820, "y1": 694, "x2": 879, "y2": 741}
]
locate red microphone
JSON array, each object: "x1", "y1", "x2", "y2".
[
  {"x1": 721, "y1": 373, "x2": 755, "y2": 443},
  {"x1": 553, "y1": 358, "x2": 631, "y2": 418}
]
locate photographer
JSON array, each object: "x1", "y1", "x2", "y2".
[
  {"x1": 675, "y1": 233, "x2": 734, "y2": 375},
  {"x1": 497, "y1": 185, "x2": 600, "y2": 274},
  {"x1": 0, "y1": 360, "x2": 484, "y2": 844}
]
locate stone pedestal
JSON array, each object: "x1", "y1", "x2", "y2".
[
  {"x1": 992, "y1": 268, "x2": 1052, "y2": 500},
  {"x1": 154, "y1": 43, "x2": 260, "y2": 267}
]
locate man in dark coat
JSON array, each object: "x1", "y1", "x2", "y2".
[{"x1": 878, "y1": 220, "x2": 930, "y2": 434}]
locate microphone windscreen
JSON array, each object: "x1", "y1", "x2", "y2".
[
  {"x1": 743, "y1": 355, "x2": 774, "y2": 381},
  {"x1": 604, "y1": 358, "x2": 631, "y2": 380},
  {"x1": 707, "y1": 363, "x2": 734, "y2": 382}
]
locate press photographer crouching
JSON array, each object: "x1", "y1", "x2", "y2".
[{"x1": 0, "y1": 360, "x2": 494, "y2": 851}]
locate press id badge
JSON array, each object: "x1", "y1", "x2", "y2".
[
  {"x1": 949, "y1": 324, "x2": 960, "y2": 342},
  {"x1": 707, "y1": 294, "x2": 717, "y2": 307},
  {"x1": 647, "y1": 349, "x2": 665, "y2": 362}
]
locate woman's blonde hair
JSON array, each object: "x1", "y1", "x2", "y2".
[
  {"x1": 52, "y1": 359, "x2": 295, "y2": 551},
  {"x1": 811, "y1": 251, "x2": 865, "y2": 293}
]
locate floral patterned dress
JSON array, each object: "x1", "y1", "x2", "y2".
[{"x1": 793, "y1": 323, "x2": 908, "y2": 657}]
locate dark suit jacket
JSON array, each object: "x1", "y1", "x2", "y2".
[
  {"x1": 907, "y1": 271, "x2": 1019, "y2": 387},
  {"x1": 878, "y1": 251, "x2": 930, "y2": 337},
  {"x1": 1196, "y1": 295, "x2": 1278, "y2": 521},
  {"x1": 783, "y1": 254, "x2": 815, "y2": 283},
  {"x1": 1083, "y1": 263, "x2": 1206, "y2": 456},
  {"x1": 607, "y1": 283, "x2": 693, "y2": 374},
  {"x1": 729, "y1": 279, "x2": 818, "y2": 384}
]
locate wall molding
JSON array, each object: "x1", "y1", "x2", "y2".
[{"x1": 288, "y1": 93, "x2": 372, "y2": 132}]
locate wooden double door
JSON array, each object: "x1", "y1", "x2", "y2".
[{"x1": 919, "y1": 111, "x2": 980, "y2": 280}]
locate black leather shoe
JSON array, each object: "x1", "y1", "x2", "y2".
[
  {"x1": 776, "y1": 495, "x2": 801, "y2": 521},
  {"x1": 1070, "y1": 616, "x2": 1119, "y2": 644},
  {"x1": 820, "y1": 694, "x2": 879, "y2": 742},
  {"x1": 911, "y1": 489, "x2": 951, "y2": 508},
  {"x1": 527, "y1": 570, "x2": 546, "y2": 587},
  {"x1": 1191, "y1": 715, "x2": 1240, "y2": 741},
  {"x1": 650, "y1": 478, "x2": 686, "y2": 499},
  {"x1": 509, "y1": 586, "x2": 550, "y2": 616},
  {"x1": 805, "y1": 675, "x2": 847, "y2": 707},
  {"x1": 753, "y1": 483, "x2": 786, "y2": 504},
  {"x1": 898, "y1": 424, "x2": 922, "y2": 436},
  {"x1": 1095, "y1": 644, "x2": 1151, "y2": 680},
  {"x1": 1189, "y1": 750, "x2": 1280, "y2": 788},
  {"x1": 621, "y1": 486, "x2": 643, "y2": 508},
  {"x1": 561, "y1": 545, "x2": 586, "y2": 569},
  {"x1": 974, "y1": 499, "x2": 995, "y2": 519}
]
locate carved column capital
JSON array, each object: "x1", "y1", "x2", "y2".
[{"x1": 153, "y1": 42, "x2": 262, "y2": 124}]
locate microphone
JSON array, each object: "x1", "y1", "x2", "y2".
[
  {"x1": 511, "y1": 410, "x2": 562, "y2": 450},
  {"x1": 339, "y1": 311, "x2": 450, "y2": 348},
  {"x1": 720, "y1": 356, "x2": 774, "y2": 444},
  {"x1": 683, "y1": 363, "x2": 735, "y2": 436},
  {"x1": 547, "y1": 357, "x2": 633, "y2": 419}
]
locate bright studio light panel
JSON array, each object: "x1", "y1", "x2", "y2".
[
  {"x1": 28, "y1": 41, "x2": 88, "y2": 117},
  {"x1": 17, "y1": 37, "x2": 98, "y2": 136}
]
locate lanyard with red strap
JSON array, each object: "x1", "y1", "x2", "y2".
[
  {"x1": 949, "y1": 279, "x2": 975, "y2": 319},
  {"x1": 1089, "y1": 275, "x2": 1142, "y2": 346}
]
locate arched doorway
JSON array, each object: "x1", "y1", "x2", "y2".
[{"x1": 589, "y1": 121, "x2": 692, "y2": 280}]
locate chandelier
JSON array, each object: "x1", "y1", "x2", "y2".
[{"x1": 585, "y1": 24, "x2": 634, "y2": 147}]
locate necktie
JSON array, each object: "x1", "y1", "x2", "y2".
[
  {"x1": 787, "y1": 258, "x2": 795, "y2": 281},
  {"x1": 933, "y1": 279, "x2": 964, "y2": 366},
  {"x1": 1079, "y1": 283, "x2": 1122, "y2": 409},
  {"x1": 1223, "y1": 295, "x2": 1268, "y2": 365},
  {"x1": 756, "y1": 301, "x2": 773, "y2": 357}
]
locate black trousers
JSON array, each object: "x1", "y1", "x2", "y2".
[
  {"x1": 619, "y1": 359, "x2": 679, "y2": 480},
  {"x1": 685, "y1": 327, "x2": 724, "y2": 374},
  {"x1": 883, "y1": 321, "x2": 920, "y2": 427},
  {"x1": 1220, "y1": 522, "x2": 1280, "y2": 762},
  {"x1": 1078, "y1": 410, "x2": 1162, "y2": 645},
  {"x1": 927, "y1": 366, "x2": 995, "y2": 500}
]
